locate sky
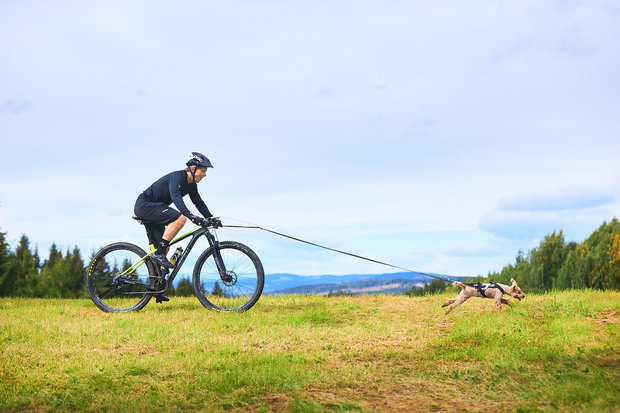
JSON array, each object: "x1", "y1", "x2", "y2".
[{"x1": 1, "y1": 0, "x2": 619, "y2": 279}]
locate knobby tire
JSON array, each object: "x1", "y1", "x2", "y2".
[{"x1": 86, "y1": 242, "x2": 157, "y2": 313}]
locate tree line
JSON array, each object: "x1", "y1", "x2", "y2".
[
  {"x1": 467, "y1": 218, "x2": 620, "y2": 292},
  {"x1": 1, "y1": 218, "x2": 618, "y2": 298},
  {"x1": 403, "y1": 278, "x2": 449, "y2": 296},
  {"x1": 403, "y1": 218, "x2": 620, "y2": 296}
]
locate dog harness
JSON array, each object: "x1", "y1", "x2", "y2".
[{"x1": 465, "y1": 282, "x2": 505, "y2": 298}]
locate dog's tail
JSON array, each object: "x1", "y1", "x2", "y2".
[{"x1": 454, "y1": 281, "x2": 466, "y2": 289}]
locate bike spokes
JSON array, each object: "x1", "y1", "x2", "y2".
[
  {"x1": 87, "y1": 244, "x2": 154, "y2": 312},
  {"x1": 193, "y1": 242, "x2": 264, "y2": 311}
]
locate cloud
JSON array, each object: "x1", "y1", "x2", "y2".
[
  {"x1": 498, "y1": 187, "x2": 615, "y2": 212},
  {"x1": 1, "y1": 1, "x2": 619, "y2": 278},
  {"x1": 480, "y1": 187, "x2": 619, "y2": 241},
  {"x1": 479, "y1": 212, "x2": 564, "y2": 240},
  {"x1": 311, "y1": 86, "x2": 333, "y2": 99},
  {"x1": 133, "y1": 89, "x2": 149, "y2": 98},
  {"x1": 0, "y1": 99, "x2": 30, "y2": 115},
  {"x1": 442, "y1": 242, "x2": 510, "y2": 258}
]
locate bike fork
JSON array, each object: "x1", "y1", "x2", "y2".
[
  {"x1": 211, "y1": 242, "x2": 231, "y2": 282},
  {"x1": 205, "y1": 231, "x2": 230, "y2": 283}
]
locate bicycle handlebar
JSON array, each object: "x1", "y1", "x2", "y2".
[{"x1": 203, "y1": 217, "x2": 223, "y2": 229}]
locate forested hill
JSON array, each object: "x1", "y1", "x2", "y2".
[{"x1": 472, "y1": 218, "x2": 620, "y2": 292}]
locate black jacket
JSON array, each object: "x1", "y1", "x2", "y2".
[{"x1": 140, "y1": 170, "x2": 212, "y2": 218}]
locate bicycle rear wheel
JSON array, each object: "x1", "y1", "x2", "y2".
[
  {"x1": 86, "y1": 242, "x2": 157, "y2": 312},
  {"x1": 192, "y1": 241, "x2": 264, "y2": 311}
]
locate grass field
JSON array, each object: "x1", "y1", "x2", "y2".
[{"x1": 1, "y1": 290, "x2": 618, "y2": 412}]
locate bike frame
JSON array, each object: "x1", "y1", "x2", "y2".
[{"x1": 120, "y1": 225, "x2": 227, "y2": 290}]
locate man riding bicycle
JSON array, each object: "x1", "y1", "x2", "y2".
[
  {"x1": 134, "y1": 152, "x2": 222, "y2": 273},
  {"x1": 86, "y1": 151, "x2": 263, "y2": 311}
]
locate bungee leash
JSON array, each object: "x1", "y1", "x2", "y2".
[{"x1": 219, "y1": 217, "x2": 459, "y2": 284}]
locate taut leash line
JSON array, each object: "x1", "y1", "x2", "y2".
[{"x1": 221, "y1": 221, "x2": 458, "y2": 284}]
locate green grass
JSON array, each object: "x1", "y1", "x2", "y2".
[{"x1": 0, "y1": 290, "x2": 618, "y2": 412}]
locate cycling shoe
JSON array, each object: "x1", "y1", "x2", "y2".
[{"x1": 152, "y1": 253, "x2": 175, "y2": 269}]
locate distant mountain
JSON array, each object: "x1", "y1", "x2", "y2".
[
  {"x1": 264, "y1": 272, "x2": 471, "y2": 295},
  {"x1": 267, "y1": 277, "x2": 417, "y2": 295}
]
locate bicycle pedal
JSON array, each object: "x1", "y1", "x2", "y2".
[{"x1": 155, "y1": 293, "x2": 169, "y2": 303}]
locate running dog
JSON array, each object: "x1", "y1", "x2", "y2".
[{"x1": 442, "y1": 278, "x2": 525, "y2": 314}]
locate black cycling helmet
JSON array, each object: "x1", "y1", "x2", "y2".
[{"x1": 186, "y1": 152, "x2": 213, "y2": 169}]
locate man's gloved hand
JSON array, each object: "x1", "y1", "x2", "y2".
[
  {"x1": 189, "y1": 214, "x2": 206, "y2": 227},
  {"x1": 207, "y1": 217, "x2": 223, "y2": 228}
]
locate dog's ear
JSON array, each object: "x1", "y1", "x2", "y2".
[{"x1": 510, "y1": 278, "x2": 517, "y2": 285}]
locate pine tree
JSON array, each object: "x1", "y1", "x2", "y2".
[
  {"x1": 34, "y1": 245, "x2": 64, "y2": 298},
  {"x1": 212, "y1": 281, "x2": 225, "y2": 297},
  {"x1": 0, "y1": 228, "x2": 13, "y2": 296},
  {"x1": 584, "y1": 219, "x2": 620, "y2": 289},
  {"x1": 175, "y1": 277, "x2": 194, "y2": 296},
  {"x1": 555, "y1": 242, "x2": 579, "y2": 289},
  {"x1": 46, "y1": 243, "x2": 62, "y2": 268},
  {"x1": 12, "y1": 235, "x2": 39, "y2": 295},
  {"x1": 64, "y1": 246, "x2": 86, "y2": 298}
]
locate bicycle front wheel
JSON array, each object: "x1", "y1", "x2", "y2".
[
  {"x1": 86, "y1": 242, "x2": 157, "y2": 312},
  {"x1": 192, "y1": 241, "x2": 264, "y2": 311}
]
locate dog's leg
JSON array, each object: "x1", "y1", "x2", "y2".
[
  {"x1": 442, "y1": 298, "x2": 457, "y2": 308},
  {"x1": 500, "y1": 298, "x2": 512, "y2": 306},
  {"x1": 445, "y1": 295, "x2": 470, "y2": 315}
]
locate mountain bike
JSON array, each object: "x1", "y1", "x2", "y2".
[{"x1": 86, "y1": 218, "x2": 264, "y2": 313}]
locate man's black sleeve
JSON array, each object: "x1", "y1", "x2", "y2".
[
  {"x1": 189, "y1": 188, "x2": 213, "y2": 219},
  {"x1": 168, "y1": 179, "x2": 193, "y2": 218}
]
